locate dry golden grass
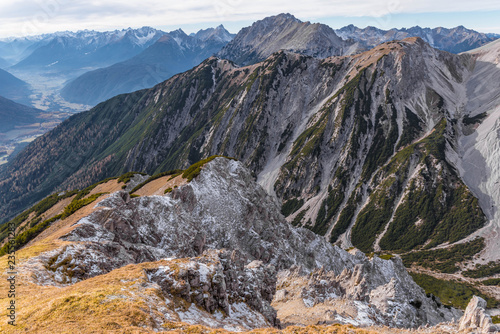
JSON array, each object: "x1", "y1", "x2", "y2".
[
  {"x1": 25, "y1": 192, "x2": 116, "y2": 247},
  {"x1": 0, "y1": 258, "x2": 174, "y2": 333},
  {"x1": 39, "y1": 195, "x2": 76, "y2": 221},
  {"x1": 85, "y1": 179, "x2": 123, "y2": 198},
  {"x1": 134, "y1": 174, "x2": 187, "y2": 197},
  {"x1": 0, "y1": 247, "x2": 453, "y2": 334}
]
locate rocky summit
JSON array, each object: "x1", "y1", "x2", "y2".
[
  {"x1": 217, "y1": 13, "x2": 359, "y2": 65},
  {"x1": 0, "y1": 157, "x2": 467, "y2": 332}
]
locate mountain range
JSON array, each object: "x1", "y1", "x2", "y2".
[
  {"x1": 60, "y1": 26, "x2": 234, "y2": 105},
  {"x1": 1, "y1": 35, "x2": 499, "y2": 260},
  {"x1": 336, "y1": 24, "x2": 498, "y2": 54},
  {"x1": 0, "y1": 13, "x2": 500, "y2": 333},
  {"x1": 57, "y1": 14, "x2": 500, "y2": 107},
  {"x1": 217, "y1": 13, "x2": 360, "y2": 66},
  {"x1": 9, "y1": 27, "x2": 165, "y2": 72},
  {"x1": 0, "y1": 15, "x2": 497, "y2": 111}
]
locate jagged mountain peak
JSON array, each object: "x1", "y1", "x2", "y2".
[
  {"x1": 195, "y1": 24, "x2": 234, "y2": 43},
  {"x1": 259, "y1": 13, "x2": 301, "y2": 24},
  {"x1": 217, "y1": 13, "x2": 352, "y2": 66}
]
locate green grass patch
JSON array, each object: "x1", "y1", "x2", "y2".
[
  {"x1": 61, "y1": 193, "x2": 107, "y2": 219},
  {"x1": 314, "y1": 184, "x2": 345, "y2": 236},
  {"x1": 0, "y1": 191, "x2": 108, "y2": 256},
  {"x1": 281, "y1": 198, "x2": 304, "y2": 217},
  {"x1": 463, "y1": 261, "x2": 500, "y2": 279},
  {"x1": 117, "y1": 171, "x2": 146, "y2": 184},
  {"x1": 410, "y1": 272, "x2": 499, "y2": 309},
  {"x1": 0, "y1": 218, "x2": 56, "y2": 256},
  {"x1": 330, "y1": 191, "x2": 360, "y2": 244},
  {"x1": 0, "y1": 190, "x2": 78, "y2": 245},
  {"x1": 291, "y1": 210, "x2": 307, "y2": 227},
  {"x1": 482, "y1": 278, "x2": 500, "y2": 286},
  {"x1": 401, "y1": 238, "x2": 485, "y2": 273}
]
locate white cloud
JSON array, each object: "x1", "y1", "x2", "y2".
[{"x1": 0, "y1": 0, "x2": 499, "y2": 37}]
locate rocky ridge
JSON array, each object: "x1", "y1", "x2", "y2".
[
  {"x1": 2, "y1": 158, "x2": 463, "y2": 332},
  {"x1": 1, "y1": 36, "x2": 497, "y2": 263},
  {"x1": 335, "y1": 25, "x2": 498, "y2": 54}
]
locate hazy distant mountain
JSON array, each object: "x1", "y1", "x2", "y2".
[
  {"x1": 217, "y1": 13, "x2": 359, "y2": 66},
  {"x1": 9, "y1": 27, "x2": 165, "y2": 72},
  {"x1": 0, "y1": 56, "x2": 9, "y2": 69},
  {"x1": 0, "y1": 68, "x2": 31, "y2": 105},
  {"x1": 193, "y1": 25, "x2": 234, "y2": 43},
  {"x1": 0, "y1": 95, "x2": 41, "y2": 132},
  {"x1": 0, "y1": 35, "x2": 50, "y2": 64},
  {"x1": 60, "y1": 26, "x2": 234, "y2": 106},
  {"x1": 486, "y1": 33, "x2": 500, "y2": 39},
  {"x1": 336, "y1": 25, "x2": 498, "y2": 53}
]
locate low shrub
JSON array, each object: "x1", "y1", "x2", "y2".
[{"x1": 410, "y1": 272, "x2": 499, "y2": 309}]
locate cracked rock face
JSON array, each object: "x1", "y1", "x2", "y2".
[
  {"x1": 25, "y1": 158, "x2": 462, "y2": 329},
  {"x1": 146, "y1": 249, "x2": 279, "y2": 329},
  {"x1": 459, "y1": 296, "x2": 499, "y2": 333},
  {"x1": 273, "y1": 254, "x2": 462, "y2": 328}
]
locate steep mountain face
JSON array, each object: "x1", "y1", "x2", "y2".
[
  {"x1": 0, "y1": 158, "x2": 461, "y2": 332},
  {"x1": 60, "y1": 26, "x2": 234, "y2": 106},
  {"x1": 0, "y1": 37, "x2": 498, "y2": 262},
  {"x1": 0, "y1": 68, "x2": 32, "y2": 105},
  {"x1": 451, "y1": 38, "x2": 500, "y2": 264},
  {"x1": 217, "y1": 13, "x2": 358, "y2": 65},
  {"x1": 0, "y1": 96, "x2": 43, "y2": 132},
  {"x1": 10, "y1": 27, "x2": 165, "y2": 72},
  {"x1": 336, "y1": 25, "x2": 498, "y2": 54}
]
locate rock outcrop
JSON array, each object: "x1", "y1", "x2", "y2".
[
  {"x1": 273, "y1": 256, "x2": 462, "y2": 328},
  {"x1": 459, "y1": 296, "x2": 499, "y2": 333},
  {"x1": 147, "y1": 249, "x2": 279, "y2": 329}
]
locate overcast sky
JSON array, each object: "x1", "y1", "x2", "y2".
[{"x1": 0, "y1": 0, "x2": 499, "y2": 38}]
